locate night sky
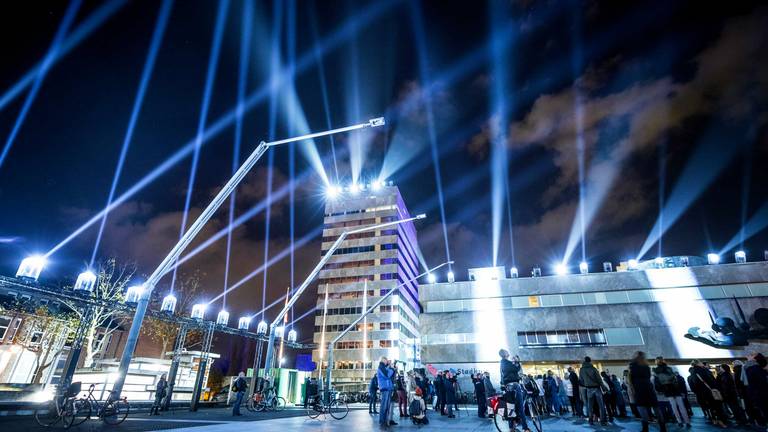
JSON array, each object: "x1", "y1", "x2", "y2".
[{"x1": 1, "y1": 0, "x2": 767, "y2": 369}]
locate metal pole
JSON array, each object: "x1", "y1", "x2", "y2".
[
  {"x1": 162, "y1": 323, "x2": 188, "y2": 411},
  {"x1": 263, "y1": 214, "x2": 425, "y2": 379},
  {"x1": 191, "y1": 322, "x2": 214, "y2": 411},
  {"x1": 58, "y1": 304, "x2": 94, "y2": 396},
  {"x1": 110, "y1": 118, "x2": 384, "y2": 400},
  {"x1": 324, "y1": 261, "x2": 452, "y2": 391}
]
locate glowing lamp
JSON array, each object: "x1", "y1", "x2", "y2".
[
  {"x1": 238, "y1": 316, "x2": 251, "y2": 330},
  {"x1": 16, "y1": 255, "x2": 46, "y2": 280},
  {"x1": 74, "y1": 271, "x2": 97, "y2": 293},
  {"x1": 681, "y1": 256, "x2": 689, "y2": 267},
  {"x1": 349, "y1": 183, "x2": 361, "y2": 194},
  {"x1": 654, "y1": 257, "x2": 665, "y2": 268},
  {"x1": 368, "y1": 117, "x2": 386, "y2": 127},
  {"x1": 191, "y1": 303, "x2": 206, "y2": 320},
  {"x1": 510, "y1": 267, "x2": 519, "y2": 278},
  {"x1": 603, "y1": 262, "x2": 613, "y2": 272},
  {"x1": 531, "y1": 266, "x2": 542, "y2": 277},
  {"x1": 216, "y1": 310, "x2": 230, "y2": 326},
  {"x1": 554, "y1": 263, "x2": 568, "y2": 275},
  {"x1": 161, "y1": 294, "x2": 177, "y2": 314},
  {"x1": 371, "y1": 180, "x2": 384, "y2": 191},
  {"x1": 579, "y1": 261, "x2": 589, "y2": 275},
  {"x1": 627, "y1": 259, "x2": 639, "y2": 270},
  {"x1": 426, "y1": 273, "x2": 436, "y2": 284},
  {"x1": 275, "y1": 325, "x2": 285, "y2": 338},
  {"x1": 447, "y1": 271, "x2": 455, "y2": 283},
  {"x1": 735, "y1": 250, "x2": 746, "y2": 264},
  {"x1": 124, "y1": 285, "x2": 143, "y2": 304},
  {"x1": 326, "y1": 185, "x2": 342, "y2": 199},
  {"x1": 256, "y1": 320, "x2": 268, "y2": 335},
  {"x1": 287, "y1": 329, "x2": 297, "y2": 343}
]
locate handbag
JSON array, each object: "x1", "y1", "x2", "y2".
[{"x1": 697, "y1": 374, "x2": 723, "y2": 401}]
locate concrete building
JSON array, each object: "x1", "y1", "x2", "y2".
[
  {"x1": 312, "y1": 184, "x2": 421, "y2": 390},
  {"x1": 419, "y1": 260, "x2": 768, "y2": 383}
]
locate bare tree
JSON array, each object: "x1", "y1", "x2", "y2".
[
  {"x1": 141, "y1": 272, "x2": 202, "y2": 358},
  {"x1": 62, "y1": 259, "x2": 134, "y2": 368}
]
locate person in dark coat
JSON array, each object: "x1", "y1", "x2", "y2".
[
  {"x1": 473, "y1": 373, "x2": 487, "y2": 418},
  {"x1": 150, "y1": 374, "x2": 167, "y2": 415},
  {"x1": 579, "y1": 356, "x2": 609, "y2": 425},
  {"x1": 232, "y1": 372, "x2": 247, "y2": 416},
  {"x1": 717, "y1": 364, "x2": 746, "y2": 424},
  {"x1": 483, "y1": 372, "x2": 496, "y2": 396},
  {"x1": 368, "y1": 375, "x2": 379, "y2": 414},
  {"x1": 444, "y1": 370, "x2": 457, "y2": 418},
  {"x1": 628, "y1": 352, "x2": 666, "y2": 432},
  {"x1": 744, "y1": 353, "x2": 768, "y2": 424},
  {"x1": 435, "y1": 371, "x2": 446, "y2": 415},
  {"x1": 653, "y1": 357, "x2": 689, "y2": 427},
  {"x1": 567, "y1": 366, "x2": 582, "y2": 417},
  {"x1": 610, "y1": 374, "x2": 627, "y2": 417},
  {"x1": 691, "y1": 359, "x2": 727, "y2": 427}
]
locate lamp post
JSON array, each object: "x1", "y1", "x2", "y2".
[
  {"x1": 109, "y1": 118, "x2": 385, "y2": 400},
  {"x1": 261, "y1": 213, "x2": 426, "y2": 380},
  {"x1": 324, "y1": 261, "x2": 452, "y2": 394}
]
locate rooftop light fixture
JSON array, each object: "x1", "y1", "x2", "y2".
[
  {"x1": 510, "y1": 267, "x2": 519, "y2": 278},
  {"x1": 16, "y1": 255, "x2": 46, "y2": 280},
  {"x1": 735, "y1": 250, "x2": 746, "y2": 264},
  {"x1": 654, "y1": 257, "x2": 665, "y2": 269},
  {"x1": 426, "y1": 273, "x2": 436, "y2": 283},
  {"x1": 579, "y1": 261, "x2": 589, "y2": 275},
  {"x1": 74, "y1": 271, "x2": 97, "y2": 293},
  {"x1": 287, "y1": 329, "x2": 297, "y2": 343},
  {"x1": 161, "y1": 294, "x2": 177, "y2": 314},
  {"x1": 554, "y1": 263, "x2": 568, "y2": 276},
  {"x1": 238, "y1": 316, "x2": 251, "y2": 331},
  {"x1": 447, "y1": 271, "x2": 455, "y2": 283},
  {"x1": 326, "y1": 185, "x2": 342, "y2": 199},
  {"x1": 216, "y1": 310, "x2": 230, "y2": 326},
  {"x1": 256, "y1": 320, "x2": 268, "y2": 335},
  {"x1": 628, "y1": 259, "x2": 639, "y2": 270},
  {"x1": 191, "y1": 303, "x2": 206, "y2": 320},
  {"x1": 125, "y1": 285, "x2": 143, "y2": 304}
]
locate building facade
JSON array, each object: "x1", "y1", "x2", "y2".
[
  {"x1": 312, "y1": 185, "x2": 421, "y2": 390},
  {"x1": 419, "y1": 261, "x2": 768, "y2": 383}
]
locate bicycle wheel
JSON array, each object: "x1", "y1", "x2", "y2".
[
  {"x1": 102, "y1": 399, "x2": 130, "y2": 425},
  {"x1": 492, "y1": 401, "x2": 506, "y2": 432},
  {"x1": 255, "y1": 400, "x2": 266, "y2": 412},
  {"x1": 306, "y1": 401, "x2": 322, "y2": 419},
  {"x1": 274, "y1": 397, "x2": 286, "y2": 411},
  {"x1": 329, "y1": 399, "x2": 348, "y2": 420},
  {"x1": 527, "y1": 400, "x2": 543, "y2": 432},
  {"x1": 70, "y1": 398, "x2": 92, "y2": 426},
  {"x1": 35, "y1": 402, "x2": 62, "y2": 427},
  {"x1": 61, "y1": 398, "x2": 77, "y2": 429}
]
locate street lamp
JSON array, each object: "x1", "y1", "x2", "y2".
[
  {"x1": 110, "y1": 118, "x2": 386, "y2": 401},
  {"x1": 287, "y1": 329, "x2": 297, "y2": 343},
  {"x1": 16, "y1": 255, "x2": 46, "y2": 280},
  {"x1": 161, "y1": 294, "x2": 177, "y2": 314},
  {"x1": 256, "y1": 320, "x2": 268, "y2": 335},
  {"x1": 216, "y1": 310, "x2": 230, "y2": 326},
  {"x1": 735, "y1": 250, "x2": 746, "y2": 264},
  {"x1": 191, "y1": 304, "x2": 206, "y2": 320},
  {"x1": 238, "y1": 317, "x2": 251, "y2": 331},
  {"x1": 125, "y1": 285, "x2": 143, "y2": 304}
]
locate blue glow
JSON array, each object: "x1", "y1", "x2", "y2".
[
  {"x1": 0, "y1": 0, "x2": 128, "y2": 113},
  {"x1": 719, "y1": 201, "x2": 768, "y2": 255},
  {"x1": 90, "y1": 0, "x2": 173, "y2": 266},
  {"x1": 191, "y1": 303, "x2": 206, "y2": 320},
  {"x1": 554, "y1": 263, "x2": 568, "y2": 275},
  {"x1": 74, "y1": 270, "x2": 97, "y2": 292},
  {"x1": 170, "y1": 0, "x2": 229, "y2": 292},
  {"x1": 706, "y1": 253, "x2": 720, "y2": 265},
  {"x1": 426, "y1": 273, "x2": 436, "y2": 283},
  {"x1": 45, "y1": 0, "x2": 396, "y2": 258},
  {"x1": 0, "y1": 0, "x2": 82, "y2": 171},
  {"x1": 16, "y1": 255, "x2": 47, "y2": 280}
]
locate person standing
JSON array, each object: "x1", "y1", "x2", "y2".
[
  {"x1": 544, "y1": 370, "x2": 559, "y2": 415},
  {"x1": 628, "y1": 352, "x2": 666, "y2": 432},
  {"x1": 500, "y1": 350, "x2": 530, "y2": 432},
  {"x1": 717, "y1": 364, "x2": 746, "y2": 425},
  {"x1": 232, "y1": 372, "x2": 247, "y2": 416},
  {"x1": 610, "y1": 374, "x2": 627, "y2": 417},
  {"x1": 579, "y1": 356, "x2": 609, "y2": 426},
  {"x1": 377, "y1": 357, "x2": 396, "y2": 427},
  {"x1": 744, "y1": 352, "x2": 768, "y2": 424},
  {"x1": 557, "y1": 376, "x2": 569, "y2": 415},
  {"x1": 601, "y1": 371, "x2": 616, "y2": 422},
  {"x1": 567, "y1": 366, "x2": 582, "y2": 417},
  {"x1": 483, "y1": 371, "x2": 496, "y2": 396},
  {"x1": 151, "y1": 374, "x2": 167, "y2": 415},
  {"x1": 444, "y1": 370, "x2": 457, "y2": 418},
  {"x1": 473, "y1": 373, "x2": 487, "y2": 418},
  {"x1": 368, "y1": 374, "x2": 379, "y2": 414},
  {"x1": 653, "y1": 357, "x2": 690, "y2": 427},
  {"x1": 691, "y1": 359, "x2": 727, "y2": 427},
  {"x1": 435, "y1": 371, "x2": 446, "y2": 415},
  {"x1": 396, "y1": 371, "x2": 409, "y2": 417}
]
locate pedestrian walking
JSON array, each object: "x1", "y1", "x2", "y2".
[
  {"x1": 150, "y1": 374, "x2": 167, "y2": 415},
  {"x1": 231, "y1": 372, "x2": 247, "y2": 416},
  {"x1": 369, "y1": 374, "x2": 379, "y2": 414},
  {"x1": 628, "y1": 352, "x2": 667, "y2": 432}
]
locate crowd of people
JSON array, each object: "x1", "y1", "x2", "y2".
[{"x1": 366, "y1": 350, "x2": 768, "y2": 431}]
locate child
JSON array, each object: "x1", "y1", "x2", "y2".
[{"x1": 410, "y1": 387, "x2": 429, "y2": 425}]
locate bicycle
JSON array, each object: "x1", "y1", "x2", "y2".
[
  {"x1": 488, "y1": 382, "x2": 543, "y2": 432},
  {"x1": 305, "y1": 392, "x2": 348, "y2": 420},
  {"x1": 247, "y1": 387, "x2": 285, "y2": 412},
  {"x1": 70, "y1": 383, "x2": 130, "y2": 426},
  {"x1": 34, "y1": 382, "x2": 81, "y2": 428}
]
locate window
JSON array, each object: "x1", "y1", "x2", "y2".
[
  {"x1": 0, "y1": 317, "x2": 10, "y2": 339},
  {"x1": 30, "y1": 331, "x2": 44, "y2": 345},
  {"x1": 518, "y1": 329, "x2": 607, "y2": 348}
]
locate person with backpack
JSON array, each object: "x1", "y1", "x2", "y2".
[
  {"x1": 654, "y1": 357, "x2": 690, "y2": 427},
  {"x1": 368, "y1": 374, "x2": 379, "y2": 414},
  {"x1": 396, "y1": 370, "x2": 409, "y2": 417},
  {"x1": 473, "y1": 373, "x2": 487, "y2": 418},
  {"x1": 410, "y1": 387, "x2": 429, "y2": 424},
  {"x1": 232, "y1": 371, "x2": 247, "y2": 416}
]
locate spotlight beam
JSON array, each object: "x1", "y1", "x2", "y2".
[
  {"x1": 45, "y1": 0, "x2": 396, "y2": 258},
  {"x1": 0, "y1": 0, "x2": 82, "y2": 171},
  {"x1": 90, "y1": 0, "x2": 174, "y2": 266},
  {"x1": 111, "y1": 118, "x2": 384, "y2": 400},
  {"x1": 0, "y1": 0, "x2": 128, "y2": 113},
  {"x1": 719, "y1": 201, "x2": 768, "y2": 255}
]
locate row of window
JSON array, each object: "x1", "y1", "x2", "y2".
[
  {"x1": 319, "y1": 275, "x2": 374, "y2": 285},
  {"x1": 325, "y1": 218, "x2": 377, "y2": 229},
  {"x1": 323, "y1": 260, "x2": 375, "y2": 270},
  {"x1": 322, "y1": 231, "x2": 375, "y2": 243},
  {"x1": 420, "y1": 328, "x2": 644, "y2": 347},
  {"x1": 424, "y1": 283, "x2": 768, "y2": 314},
  {"x1": 337, "y1": 341, "x2": 374, "y2": 350},
  {"x1": 518, "y1": 329, "x2": 606, "y2": 347},
  {"x1": 324, "y1": 205, "x2": 396, "y2": 218},
  {"x1": 314, "y1": 322, "x2": 404, "y2": 334},
  {"x1": 317, "y1": 290, "x2": 375, "y2": 302},
  {"x1": 315, "y1": 307, "x2": 363, "y2": 316},
  {"x1": 331, "y1": 361, "x2": 374, "y2": 370},
  {"x1": 322, "y1": 245, "x2": 376, "y2": 256}
]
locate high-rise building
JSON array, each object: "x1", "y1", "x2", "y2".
[{"x1": 312, "y1": 184, "x2": 421, "y2": 390}]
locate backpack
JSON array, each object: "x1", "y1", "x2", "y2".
[
  {"x1": 657, "y1": 369, "x2": 676, "y2": 388},
  {"x1": 409, "y1": 399, "x2": 423, "y2": 417}
]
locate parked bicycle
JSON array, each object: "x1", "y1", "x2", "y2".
[
  {"x1": 246, "y1": 386, "x2": 285, "y2": 412},
  {"x1": 305, "y1": 392, "x2": 348, "y2": 420},
  {"x1": 34, "y1": 382, "x2": 81, "y2": 428},
  {"x1": 70, "y1": 383, "x2": 130, "y2": 426}
]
